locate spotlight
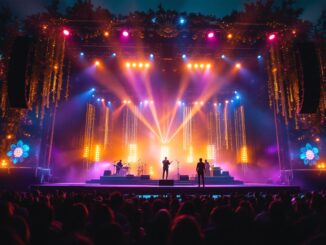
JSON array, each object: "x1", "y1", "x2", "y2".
[
  {"x1": 236, "y1": 95, "x2": 240, "y2": 99},
  {"x1": 91, "y1": 88, "x2": 95, "y2": 92},
  {"x1": 207, "y1": 32, "x2": 215, "y2": 39},
  {"x1": 268, "y1": 33, "x2": 276, "y2": 40},
  {"x1": 97, "y1": 98, "x2": 101, "y2": 102},
  {"x1": 194, "y1": 101, "x2": 198, "y2": 105},
  {"x1": 257, "y1": 55, "x2": 262, "y2": 59},
  {"x1": 213, "y1": 103, "x2": 217, "y2": 106},
  {"x1": 132, "y1": 63, "x2": 137, "y2": 68},
  {"x1": 200, "y1": 101, "x2": 204, "y2": 105},
  {"x1": 206, "y1": 63, "x2": 211, "y2": 69},
  {"x1": 221, "y1": 54, "x2": 226, "y2": 59},
  {"x1": 227, "y1": 33, "x2": 233, "y2": 39},
  {"x1": 235, "y1": 63, "x2": 241, "y2": 69},
  {"x1": 151, "y1": 17, "x2": 156, "y2": 23},
  {"x1": 179, "y1": 17, "x2": 186, "y2": 25},
  {"x1": 194, "y1": 64, "x2": 198, "y2": 68},
  {"x1": 95, "y1": 60, "x2": 100, "y2": 66},
  {"x1": 149, "y1": 53, "x2": 154, "y2": 59},
  {"x1": 122, "y1": 30, "x2": 129, "y2": 37},
  {"x1": 101, "y1": 98, "x2": 105, "y2": 102},
  {"x1": 231, "y1": 100, "x2": 234, "y2": 103},
  {"x1": 234, "y1": 91, "x2": 238, "y2": 94},
  {"x1": 112, "y1": 52, "x2": 116, "y2": 57},
  {"x1": 80, "y1": 52, "x2": 84, "y2": 56},
  {"x1": 200, "y1": 64, "x2": 204, "y2": 69},
  {"x1": 182, "y1": 54, "x2": 187, "y2": 59},
  {"x1": 225, "y1": 100, "x2": 229, "y2": 104},
  {"x1": 104, "y1": 31, "x2": 109, "y2": 37},
  {"x1": 123, "y1": 100, "x2": 127, "y2": 104},
  {"x1": 177, "y1": 100, "x2": 182, "y2": 105},
  {"x1": 145, "y1": 63, "x2": 150, "y2": 68},
  {"x1": 126, "y1": 62, "x2": 131, "y2": 68},
  {"x1": 292, "y1": 29, "x2": 296, "y2": 35},
  {"x1": 63, "y1": 29, "x2": 70, "y2": 36},
  {"x1": 187, "y1": 63, "x2": 192, "y2": 69},
  {"x1": 138, "y1": 62, "x2": 143, "y2": 68}
]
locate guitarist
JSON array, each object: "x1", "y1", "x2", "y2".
[
  {"x1": 162, "y1": 157, "x2": 171, "y2": 180},
  {"x1": 116, "y1": 160, "x2": 123, "y2": 175}
]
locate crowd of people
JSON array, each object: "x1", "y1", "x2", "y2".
[{"x1": 0, "y1": 190, "x2": 325, "y2": 245}]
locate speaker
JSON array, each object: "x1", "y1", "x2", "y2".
[
  {"x1": 103, "y1": 170, "x2": 111, "y2": 176},
  {"x1": 296, "y1": 42, "x2": 321, "y2": 113},
  {"x1": 140, "y1": 175, "x2": 150, "y2": 180},
  {"x1": 7, "y1": 36, "x2": 32, "y2": 108},
  {"x1": 159, "y1": 179, "x2": 174, "y2": 186},
  {"x1": 179, "y1": 175, "x2": 189, "y2": 181}
]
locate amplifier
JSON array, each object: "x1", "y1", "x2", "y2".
[
  {"x1": 140, "y1": 175, "x2": 150, "y2": 180},
  {"x1": 179, "y1": 175, "x2": 189, "y2": 181},
  {"x1": 103, "y1": 170, "x2": 112, "y2": 176},
  {"x1": 159, "y1": 179, "x2": 174, "y2": 186}
]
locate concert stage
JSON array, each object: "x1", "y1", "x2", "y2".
[{"x1": 31, "y1": 182, "x2": 300, "y2": 195}]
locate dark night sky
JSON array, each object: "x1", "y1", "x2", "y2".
[{"x1": 2, "y1": 0, "x2": 325, "y2": 23}]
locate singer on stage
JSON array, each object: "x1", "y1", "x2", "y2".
[{"x1": 162, "y1": 157, "x2": 171, "y2": 180}]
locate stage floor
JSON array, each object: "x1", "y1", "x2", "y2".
[{"x1": 31, "y1": 183, "x2": 300, "y2": 195}]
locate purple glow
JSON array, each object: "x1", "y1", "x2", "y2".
[{"x1": 122, "y1": 30, "x2": 129, "y2": 37}]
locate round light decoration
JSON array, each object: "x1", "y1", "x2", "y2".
[
  {"x1": 300, "y1": 143, "x2": 319, "y2": 166},
  {"x1": 7, "y1": 140, "x2": 30, "y2": 164}
]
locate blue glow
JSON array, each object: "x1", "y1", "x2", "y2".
[
  {"x1": 92, "y1": 94, "x2": 95, "y2": 97},
  {"x1": 112, "y1": 52, "x2": 116, "y2": 57},
  {"x1": 91, "y1": 88, "x2": 95, "y2": 92},
  {"x1": 179, "y1": 17, "x2": 186, "y2": 24},
  {"x1": 80, "y1": 52, "x2": 84, "y2": 56},
  {"x1": 221, "y1": 54, "x2": 226, "y2": 59},
  {"x1": 97, "y1": 98, "x2": 100, "y2": 102},
  {"x1": 231, "y1": 100, "x2": 234, "y2": 103},
  {"x1": 149, "y1": 53, "x2": 154, "y2": 59},
  {"x1": 236, "y1": 95, "x2": 240, "y2": 99},
  {"x1": 182, "y1": 54, "x2": 187, "y2": 59},
  {"x1": 257, "y1": 55, "x2": 262, "y2": 59},
  {"x1": 151, "y1": 17, "x2": 156, "y2": 23},
  {"x1": 300, "y1": 143, "x2": 319, "y2": 166},
  {"x1": 7, "y1": 140, "x2": 30, "y2": 164}
]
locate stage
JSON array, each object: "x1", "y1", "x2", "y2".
[{"x1": 31, "y1": 182, "x2": 300, "y2": 195}]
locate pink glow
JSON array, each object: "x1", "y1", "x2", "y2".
[
  {"x1": 207, "y1": 32, "x2": 215, "y2": 39},
  {"x1": 122, "y1": 30, "x2": 129, "y2": 37},
  {"x1": 268, "y1": 33, "x2": 276, "y2": 40},
  {"x1": 63, "y1": 29, "x2": 70, "y2": 36}
]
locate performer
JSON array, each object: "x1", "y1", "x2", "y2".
[
  {"x1": 162, "y1": 157, "x2": 171, "y2": 180},
  {"x1": 204, "y1": 159, "x2": 210, "y2": 176},
  {"x1": 196, "y1": 158, "x2": 205, "y2": 187},
  {"x1": 116, "y1": 160, "x2": 123, "y2": 175}
]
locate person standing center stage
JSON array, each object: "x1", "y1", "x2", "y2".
[
  {"x1": 162, "y1": 157, "x2": 171, "y2": 180},
  {"x1": 196, "y1": 158, "x2": 205, "y2": 187}
]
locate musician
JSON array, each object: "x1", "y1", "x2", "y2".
[
  {"x1": 116, "y1": 160, "x2": 123, "y2": 175},
  {"x1": 196, "y1": 158, "x2": 205, "y2": 188},
  {"x1": 204, "y1": 159, "x2": 210, "y2": 176},
  {"x1": 162, "y1": 157, "x2": 171, "y2": 180}
]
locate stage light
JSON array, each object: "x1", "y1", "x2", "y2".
[
  {"x1": 257, "y1": 55, "x2": 262, "y2": 59},
  {"x1": 126, "y1": 62, "x2": 131, "y2": 68},
  {"x1": 292, "y1": 29, "x2": 296, "y2": 35},
  {"x1": 63, "y1": 29, "x2": 70, "y2": 36},
  {"x1": 91, "y1": 88, "x2": 95, "y2": 92},
  {"x1": 112, "y1": 52, "x2": 116, "y2": 57},
  {"x1": 94, "y1": 144, "x2": 100, "y2": 162},
  {"x1": 207, "y1": 32, "x2": 215, "y2": 39},
  {"x1": 225, "y1": 100, "x2": 229, "y2": 104},
  {"x1": 95, "y1": 60, "x2": 100, "y2": 66},
  {"x1": 200, "y1": 64, "x2": 204, "y2": 69},
  {"x1": 54, "y1": 65, "x2": 58, "y2": 70},
  {"x1": 231, "y1": 100, "x2": 234, "y2": 103},
  {"x1": 1, "y1": 159, "x2": 8, "y2": 168},
  {"x1": 194, "y1": 64, "x2": 198, "y2": 68},
  {"x1": 104, "y1": 31, "x2": 109, "y2": 37},
  {"x1": 177, "y1": 100, "x2": 182, "y2": 106},
  {"x1": 234, "y1": 91, "x2": 238, "y2": 94},
  {"x1": 151, "y1": 17, "x2": 156, "y2": 23},
  {"x1": 6, "y1": 134, "x2": 12, "y2": 139},
  {"x1": 235, "y1": 63, "x2": 241, "y2": 69},
  {"x1": 150, "y1": 100, "x2": 154, "y2": 104},
  {"x1": 97, "y1": 98, "x2": 100, "y2": 102},
  {"x1": 227, "y1": 33, "x2": 233, "y2": 39},
  {"x1": 145, "y1": 63, "x2": 150, "y2": 68},
  {"x1": 206, "y1": 64, "x2": 211, "y2": 69},
  {"x1": 6, "y1": 140, "x2": 30, "y2": 164},
  {"x1": 123, "y1": 100, "x2": 127, "y2": 104},
  {"x1": 221, "y1": 54, "x2": 226, "y2": 59},
  {"x1": 182, "y1": 54, "x2": 187, "y2": 59},
  {"x1": 315, "y1": 137, "x2": 320, "y2": 142},
  {"x1": 187, "y1": 63, "x2": 192, "y2": 69},
  {"x1": 132, "y1": 63, "x2": 137, "y2": 68},
  {"x1": 122, "y1": 30, "x2": 129, "y2": 37},
  {"x1": 80, "y1": 52, "x2": 84, "y2": 56},
  {"x1": 300, "y1": 143, "x2": 319, "y2": 166},
  {"x1": 149, "y1": 53, "x2": 154, "y2": 59},
  {"x1": 240, "y1": 146, "x2": 248, "y2": 163},
  {"x1": 179, "y1": 17, "x2": 186, "y2": 25},
  {"x1": 42, "y1": 24, "x2": 48, "y2": 30},
  {"x1": 268, "y1": 33, "x2": 276, "y2": 40},
  {"x1": 144, "y1": 100, "x2": 149, "y2": 105},
  {"x1": 194, "y1": 101, "x2": 198, "y2": 105},
  {"x1": 127, "y1": 100, "x2": 131, "y2": 104},
  {"x1": 200, "y1": 101, "x2": 204, "y2": 105},
  {"x1": 101, "y1": 98, "x2": 105, "y2": 102},
  {"x1": 214, "y1": 103, "x2": 217, "y2": 106},
  {"x1": 236, "y1": 95, "x2": 240, "y2": 100},
  {"x1": 138, "y1": 62, "x2": 143, "y2": 68}
]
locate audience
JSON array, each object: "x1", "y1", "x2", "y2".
[{"x1": 0, "y1": 190, "x2": 325, "y2": 245}]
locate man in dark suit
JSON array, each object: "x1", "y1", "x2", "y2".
[
  {"x1": 162, "y1": 157, "x2": 171, "y2": 179},
  {"x1": 196, "y1": 158, "x2": 205, "y2": 187}
]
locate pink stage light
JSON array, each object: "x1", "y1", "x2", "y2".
[
  {"x1": 63, "y1": 29, "x2": 70, "y2": 36},
  {"x1": 122, "y1": 30, "x2": 129, "y2": 37},
  {"x1": 268, "y1": 33, "x2": 276, "y2": 40},
  {"x1": 207, "y1": 32, "x2": 215, "y2": 39}
]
